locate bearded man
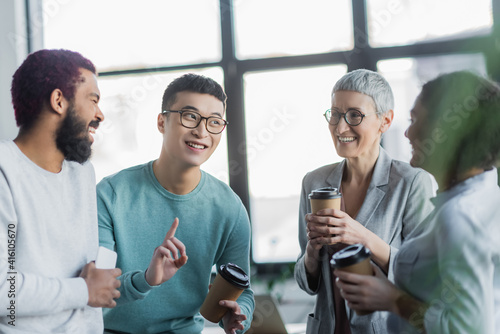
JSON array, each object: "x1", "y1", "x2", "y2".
[{"x1": 0, "y1": 49, "x2": 121, "y2": 333}]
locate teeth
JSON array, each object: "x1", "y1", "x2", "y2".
[
  {"x1": 339, "y1": 136, "x2": 356, "y2": 143},
  {"x1": 89, "y1": 127, "x2": 96, "y2": 134},
  {"x1": 187, "y1": 142, "x2": 205, "y2": 149}
]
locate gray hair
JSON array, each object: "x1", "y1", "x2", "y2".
[{"x1": 332, "y1": 69, "x2": 394, "y2": 117}]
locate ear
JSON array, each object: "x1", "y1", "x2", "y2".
[
  {"x1": 379, "y1": 109, "x2": 394, "y2": 134},
  {"x1": 49, "y1": 89, "x2": 68, "y2": 115},
  {"x1": 157, "y1": 113, "x2": 166, "y2": 134}
]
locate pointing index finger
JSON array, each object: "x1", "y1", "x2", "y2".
[{"x1": 163, "y1": 217, "x2": 179, "y2": 244}]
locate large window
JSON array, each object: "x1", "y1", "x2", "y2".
[
  {"x1": 244, "y1": 65, "x2": 347, "y2": 262},
  {"x1": 43, "y1": 0, "x2": 222, "y2": 71},
  {"x1": 233, "y1": 0, "x2": 353, "y2": 59},
  {"x1": 40, "y1": 0, "x2": 499, "y2": 267},
  {"x1": 367, "y1": 0, "x2": 493, "y2": 47}
]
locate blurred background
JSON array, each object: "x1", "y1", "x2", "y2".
[{"x1": 1, "y1": 0, "x2": 499, "y2": 326}]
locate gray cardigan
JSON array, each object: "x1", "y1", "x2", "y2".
[{"x1": 294, "y1": 147, "x2": 434, "y2": 334}]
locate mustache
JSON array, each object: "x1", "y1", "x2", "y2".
[{"x1": 89, "y1": 120, "x2": 100, "y2": 129}]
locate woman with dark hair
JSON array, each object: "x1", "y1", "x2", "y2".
[{"x1": 336, "y1": 71, "x2": 500, "y2": 334}]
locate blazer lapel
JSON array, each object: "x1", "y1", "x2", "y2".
[
  {"x1": 344, "y1": 148, "x2": 392, "y2": 320},
  {"x1": 326, "y1": 159, "x2": 345, "y2": 189},
  {"x1": 355, "y1": 147, "x2": 391, "y2": 228}
]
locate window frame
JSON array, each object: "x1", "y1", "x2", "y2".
[{"x1": 31, "y1": 0, "x2": 500, "y2": 274}]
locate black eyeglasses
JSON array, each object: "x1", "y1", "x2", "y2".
[
  {"x1": 162, "y1": 110, "x2": 228, "y2": 134},
  {"x1": 323, "y1": 108, "x2": 375, "y2": 126}
]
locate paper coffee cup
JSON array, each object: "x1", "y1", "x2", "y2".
[
  {"x1": 330, "y1": 244, "x2": 374, "y2": 315},
  {"x1": 309, "y1": 187, "x2": 342, "y2": 244},
  {"x1": 308, "y1": 187, "x2": 342, "y2": 214},
  {"x1": 200, "y1": 263, "x2": 250, "y2": 323}
]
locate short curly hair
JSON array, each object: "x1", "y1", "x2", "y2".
[{"x1": 11, "y1": 49, "x2": 96, "y2": 129}]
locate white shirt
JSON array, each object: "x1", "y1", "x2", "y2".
[{"x1": 391, "y1": 168, "x2": 500, "y2": 334}]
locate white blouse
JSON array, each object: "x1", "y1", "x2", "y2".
[{"x1": 390, "y1": 169, "x2": 500, "y2": 334}]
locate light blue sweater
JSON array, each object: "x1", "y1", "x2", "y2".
[{"x1": 97, "y1": 161, "x2": 254, "y2": 333}]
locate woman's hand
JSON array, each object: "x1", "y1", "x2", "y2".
[
  {"x1": 307, "y1": 208, "x2": 369, "y2": 246},
  {"x1": 334, "y1": 263, "x2": 400, "y2": 313},
  {"x1": 304, "y1": 210, "x2": 365, "y2": 279},
  {"x1": 307, "y1": 209, "x2": 390, "y2": 272}
]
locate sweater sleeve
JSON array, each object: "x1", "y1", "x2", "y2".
[
  {"x1": 96, "y1": 179, "x2": 156, "y2": 305},
  {"x1": 216, "y1": 200, "x2": 254, "y2": 333},
  {"x1": 0, "y1": 171, "x2": 89, "y2": 317}
]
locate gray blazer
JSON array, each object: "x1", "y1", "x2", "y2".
[{"x1": 294, "y1": 147, "x2": 434, "y2": 334}]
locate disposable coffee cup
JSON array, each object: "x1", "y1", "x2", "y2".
[
  {"x1": 308, "y1": 187, "x2": 342, "y2": 214},
  {"x1": 309, "y1": 187, "x2": 342, "y2": 244},
  {"x1": 200, "y1": 263, "x2": 250, "y2": 323},
  {"x1": 330, "y1": 243, "x2": 374, "y2": 315}
]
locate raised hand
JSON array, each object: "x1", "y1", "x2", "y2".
[{"x1": 145, "y1": 218, "x2": 188, "y2": 286}]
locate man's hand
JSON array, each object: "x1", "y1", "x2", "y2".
[
  {"x1": 80, "y1": 262, "x2": 121, "y2": 308},
  {"x1": 145, "y1": 218, "x2": 188, "y2": 286},
  {"x1": 220, "y1": 300, "x2": 246, "y2": 334}
]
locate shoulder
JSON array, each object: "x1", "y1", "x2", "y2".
[
  {"x1": 437, "y1": 184, "x2": 500, "y2": 242},
  {"x1": 303, "y1": 162, "x2": 341, "y2": 184},
  {"x1": 0, "y1": 140, "x2": 19, "y2": 168},
  {"x1": 388, "y1": 159, "x2": 433, "y2": 191},
  {"x1": 98, "y1": 162, "x2": 150, "y2": 188},
  {"x1": 203, "y1": 171, "x2": 243, "y2": 203},
  {"x1": 96, "y1": 162, "x2": 152, "y2": 200},
  {"x1": 390, "y1": 159, "x2": 425, "y2": 180},
  {"x1": 0, "y1": 140, "x2": 13, "y2": 154}
]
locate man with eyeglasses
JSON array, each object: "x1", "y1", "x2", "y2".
[{"x1": 97, "y1": 73, "x2": 254, "y2": 334}]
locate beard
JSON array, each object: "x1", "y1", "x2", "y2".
[{"x1": 55, "y1": 104, "x2": 97, "y2": 164}]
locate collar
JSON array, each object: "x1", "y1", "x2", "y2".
[{"x1": 430, "y1": 168, "x2": 498, "y2": 207}]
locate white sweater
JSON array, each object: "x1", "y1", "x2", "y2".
[{"x1": 0, "y1": 140, "x2": 102, "y2": 333}]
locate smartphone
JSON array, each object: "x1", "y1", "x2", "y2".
[{"x1": 95, "y1": 246, "x2": 117, "y2": 269}]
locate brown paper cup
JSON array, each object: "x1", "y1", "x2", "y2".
[
  {"x1": 310, "y1": 197, "x2": 341, "y2": 214},
  {"x1": 337, "y1": 257, "x2": 373, "y2": 315},
  {"x1": 199, "y1": 263, "x2": 249, "y2": 323},
  {"x1": 309, "y1": 187, "x2": 342, "y2": 245},
  {"x1": 330, "y1": 244, "x2": 374, "y2": 315}
]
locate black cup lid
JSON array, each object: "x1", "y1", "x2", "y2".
[
  {"x1": 218, "y1": 263, "x2": 250, "y2": 289},
  {"x1": 330, "y1": 244, "x2": 371, "y2": 268},
  {"x1": 308, "y1": 187, "x2": 342, "y2": 200}
]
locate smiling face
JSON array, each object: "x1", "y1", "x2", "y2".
[
  {"x1": 329, "y1": 90, "x2": 392, "y2": 160},
  {"x1": 55, "y1": 68, "x2": 103, "y2": 163},
  {"x1": 405, "y1": 96, "x2": 430, "y2": 169},
  {"x1": 158, "y1": 91, "x2": 225, "y2": 169}
]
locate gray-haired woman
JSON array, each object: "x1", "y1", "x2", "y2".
[
  {"x1": 336, "y1": 71, "x2": 500, "y2": 334},
  {"x1": 295, "y1": 69, "x2": 434, "y2": 334}
]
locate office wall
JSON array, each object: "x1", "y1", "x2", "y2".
[{"x1": 0, "y1": 0, "x2": 28, "y2": 140}]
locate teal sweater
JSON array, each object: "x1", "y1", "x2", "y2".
[{"x1": 97, "y1": 161, "x2": 254, "y2": 333}]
